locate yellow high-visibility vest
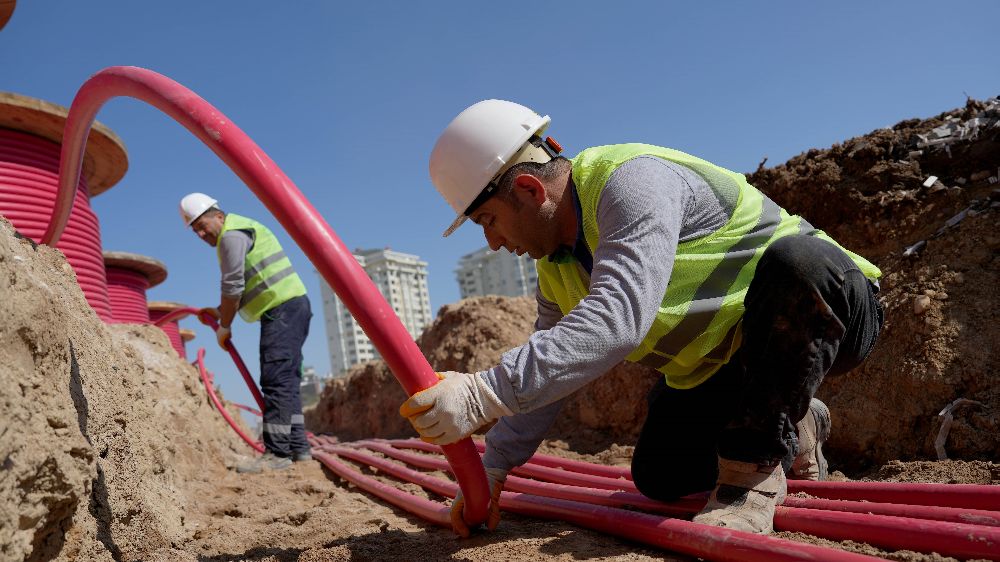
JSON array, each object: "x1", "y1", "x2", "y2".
[
  {"x1": 537, "y1": 144, "x2": 881, "y2": 389},
  {"x1": 218, "y1": 213, "x2": 307, "y2": 322}
]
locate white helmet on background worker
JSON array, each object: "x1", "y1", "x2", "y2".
[
  {"x1": 179, "y1": 192, "x2": 219, "y2": 226},
  {"x1": 429, "y1": 99, "x2": 562, "y2": 237}
]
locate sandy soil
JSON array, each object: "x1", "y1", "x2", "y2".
[{"x1": 2, "y1": 96, "x2": 998, "y2": 561}]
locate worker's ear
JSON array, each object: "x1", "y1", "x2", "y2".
[{"x1": 512, "y1": 173, "x2": 546, "y2": 205}]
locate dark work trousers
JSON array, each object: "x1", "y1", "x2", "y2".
[
  {"x1": 631, "y1": 235, "x2": 884, "y2": 501},
  {"x1": 259, "y1": 294, "x2": 312, "y2": 458}
]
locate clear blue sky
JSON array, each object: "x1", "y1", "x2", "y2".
[{"x1": 2, "y1": 2, "x2": 998, "y2": 413}]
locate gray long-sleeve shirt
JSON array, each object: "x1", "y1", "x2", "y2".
[
  {"x1": 218, "y1": 229, "x2": 254, "y2": 298},
  {"x1": 481, "y1": 156, "x2": 735, "y2": 472}
]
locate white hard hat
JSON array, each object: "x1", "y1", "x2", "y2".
[
  {"x1": 429, "y1": 99, "x2": 558, "y2": 237},
  {"x1": 179, "y1": 192, "x2": 219, "y2": 226}
]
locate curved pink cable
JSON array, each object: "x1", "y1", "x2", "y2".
[
  {"x1": 195, "y1": 348, "x2": 265, "y2": 453},
  {"x1": 155, "y1": 306, "x2": 266, "y2": 411},
  {"x1": 195, "y1": 310, "x2": 268, "y2": 413},
  {"x1": 40, "y1": 66, "x2": 489, "y2": 526},
  {"x1": 231, "y1": 403, "x2": 262, "y2": 417}
]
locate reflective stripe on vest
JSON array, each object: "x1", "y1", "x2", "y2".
[
  {"x1": 537, "y1": 144, "x2": 881, "y2": 390},
  {"x1": 218, "y1": 213, "x2": 307, "y2": 323}
]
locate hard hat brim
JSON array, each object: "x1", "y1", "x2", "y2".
[
  {"x1": 442, "y1": 213, "x2": 468, "y2": 237},
  {"x1": 440, "y1": 139, "x2": 559, "y2": 238}
]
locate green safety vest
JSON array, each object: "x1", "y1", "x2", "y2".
[
  {"x1": 218, "y1": 213, "x2": 307, "y2": 323},
  {"x1": 536, "y1": 144, "x2": 881, "y2": 389}
]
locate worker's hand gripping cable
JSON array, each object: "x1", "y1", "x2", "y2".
[
  {"x1": 199, "y1": 306, "x2": 231, "y2": 350},
  {"x1": 451, "y1": 466, "x2": 507, "y2": 537},
  {"x1": 399, "y1": 371, "x2": 513, "y2": 446}
]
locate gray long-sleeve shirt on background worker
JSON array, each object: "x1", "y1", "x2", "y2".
[
  {"x1": 480, "y1": 156, "x2": 738, "y2": 472},
  {"x1": 218, "y1": 229, "x2": 254, "y2": 298}
]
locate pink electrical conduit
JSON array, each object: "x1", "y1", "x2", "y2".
[
  {"x1": 104, "y1": 267, "x2": 152, "y2": 323},
  {"x1": 154, "y1": 305, "x2": 266, "y2": 412},
  {"x1": 395, "y1": 438, "x2": 1000, "y2": 512},
  {"x1": 40, "y1": 66, "x2": 488, "y2": 525},
  {"x1": 308, "y1": 440, "x2": 881, "y2": 562},
  {"x1": 311, "y1": 448, "x2": 452, "y2": 528},
  {"x1": 0, "y1": 128, "x2": 112, "y2": 320},
  {"x1": 788, "y1": 480, "x2": 1000, "y2": 512},
  {"x1": 352, "y1": 439, "x2": 700, "y2": 517},
  {"x1": 148, "y1": 307, "x2": 187, "y2": 357},
  {"x1": 366, "y1": 439, "x2": 1000, "y2": 528},
  {"x1": 195, "y1": 348, "x2": 264, "y2": 453},
  {"x1": 347, "y1": 440, "x2": 1000, "y2": 560},
  {"x1": 231, "y1": 402, "x2": 262, "y2": 417}
]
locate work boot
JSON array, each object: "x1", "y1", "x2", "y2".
[
  {"x1": 791, "y1": 398, "x2": 831, "y2": 480},
  {"x1": 236, "y1": 452, "x2": 293, "y2": 474},
  {"x1": 692, "y1": 458, "x2": 787, "y2": 534},
  {"x1": 292, "y1": 450, "x2": 313, "y2": 462}
]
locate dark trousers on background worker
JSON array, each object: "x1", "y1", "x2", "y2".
[
  {"x1": 631, "y1": 235, "x2": 884, "y2": 501},
  {"x1": 259, "y1": 294, "x2": 312, "y2": 458}
]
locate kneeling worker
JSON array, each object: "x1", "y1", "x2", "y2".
[
  {"x1": 400, "y1": 100, "x2": 883, "y2": 535},
  {"x1": 180, "y1": 193, "x2": 313, "y2": 472}
]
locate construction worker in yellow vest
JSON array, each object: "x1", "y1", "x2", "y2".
[
  {"x1": 400, "y1": 100, "x2": 883, "y2": 536},
  {"x1": 180, "y1": 193, "x2": 313, "y2": 473}
]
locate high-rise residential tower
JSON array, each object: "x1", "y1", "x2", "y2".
[
  {"x1": 455, "y1": 246, "x2": 538, "y2": 299},
  {"x1": 320, "y1": 248, "x2": 432, "y2": 377}
]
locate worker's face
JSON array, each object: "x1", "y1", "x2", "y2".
[
  {"x1": 190, "y1": 211, "x2": 225, "y2": 247},
  {"x1": 470, "y1": 179, "x2": 561, "y2": 259}
]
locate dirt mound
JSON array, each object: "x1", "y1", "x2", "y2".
[
  {"x1": 304, "y1": 361, "x2": 411, "y2": 442},
  {"x1": 747, "y1": 96, "x2": 1000, "y2": 470},
  {"x1": 0, "y1": 218, "x2": 249, "y2": 561},
  {"x1": 305, "y1": 296, "x2": 538, "y2": 440}
]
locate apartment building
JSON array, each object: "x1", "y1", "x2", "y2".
[
  {"x1": 455, "y1": 246, "x2": 537, "y2": 298},
  {"x1": 320, "y1": 247, "x2": 432, "y2": 377}
]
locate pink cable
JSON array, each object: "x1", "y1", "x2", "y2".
[
  {"x1": 194, "y1": 310, "x2": 267, "y2": 412},
  {"x1": 41, "y1": 66, "x2": 489, "y2": 526},
  {"x1": 356, "y1": 440, "x2": 1000, "y2": 560},
  {"x1": 406, "y1": 438, "x2": 1000, "y2": 512},
  {"x1": 231, "y1": 403, "x2": 262, "y2": 417},
  {"x1": 148, "y1": 308, "x2": 186, "y2": 358},
  {"x1": 371, "y1": 440, "x2": 1000, "y2": 527},
  {"x1": 195, "y1": 348, "x2": 264, "y2": 453},
  {"x1": 0, "y1": 128, "x2": 112, "y2": 320},
  {"x1": 194, "y1": 359, "x2": 263, "y2": 428},
  {"x1": 150, "y1": 306, "x2": 267, "y2": 411},
  {"x1": 311, "y1": 448, "x2": 452, "y2": 528},
  {"x1": 313, "y1": 442, "x2": 881, "y2": 562},
  {"x1": 790, "y1": 480, "x2": 1000, "y2": 511}
]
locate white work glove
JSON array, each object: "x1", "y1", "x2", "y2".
[
  {"x1": 398, "y1": 371, "x2": 513, "y2": 445},
  {"x1": 450, "y1": 466, "x2": 508, "y2": 537},
  {"x1": 215, "y1": 325, "x2": 231, "y2": 350}
]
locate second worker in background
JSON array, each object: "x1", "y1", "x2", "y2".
[{"x1": 180, "y1": 193, "x2": 313, "y2": 472}]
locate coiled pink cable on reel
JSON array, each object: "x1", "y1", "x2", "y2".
[
  {"x1": 0, "y1": 92, "x2": 128, "y2": 322},
  {"x1": 103, "y1": 250, "x2": 167, "y2": 323},
  {"x1": 148, "y1": 300, "x2": 189, "y2": 358}
]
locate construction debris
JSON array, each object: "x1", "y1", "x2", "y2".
[
  {"x1": 911, "y1": 96, "x2": 1000, "y2": 155},
  {"x1": 935, "y1": 398, "x2": 987, "y2": 460}
]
